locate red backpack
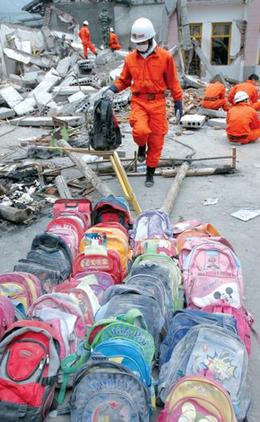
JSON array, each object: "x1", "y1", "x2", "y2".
[{"x1": 0, "y1": 320, "x2": 60, "y2": 421}]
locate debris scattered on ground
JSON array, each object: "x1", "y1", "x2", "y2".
[
  {"x1": 231, "y1": 209, "x2": 260, "y2": 222},
  {"x1": 202, "y1": 197, "x2": 219, "y2": 206}
]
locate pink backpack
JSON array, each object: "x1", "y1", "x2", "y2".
[
  {"x1": 182, "y1": 239, "x2": 244, "y2": 309},
  {"x1": 202, "y1": 302, "x2": 253, "y2": 354},
  {"x1": 27, "y1": 293, "x2": 86, "y2": 359},
  {"x1": 178, "y1": 236, "x2": 234, "y2": 269},
  {"x1": 0, "y1": 296, "x2": 15, "y2": 339}
]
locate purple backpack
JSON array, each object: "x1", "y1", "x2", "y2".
[
  {"x1": 129, "y1": 210, "x2": 173, "y2": 248},
  {"x1": 0, "y1": 296, "x2": 15, "y2": 339}
]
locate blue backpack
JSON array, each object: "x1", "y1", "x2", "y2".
[
  {"x1": 70, "y1": 360, "x2": 151, "y2": 422},
  {"x1": 159, "y1": 324, "x2": 250, "y2": 421},
  {"x1": 159, "y1": 308, "x2": 238, "y2": 367}
]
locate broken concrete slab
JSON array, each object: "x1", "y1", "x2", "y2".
[
  {"x1": 0, "y1": 107, "x2": 16, "y2": 119},
  {"x1": 198, "y1": 107, "x2": 226, "y2": 119},
  {"x1": 33, "y1": 91, "x2": 53, "y2": 108},
  {"x1": 32, "y1": 68, "x2": 61, "y2": 95},
  {"x1": 0, "y1": 85, "x2": 23, "y2": 109},
  {"x1": 68, "y1": 91, "x2": 86, "y2": 103},
  {"x1": 10, "y1": 115, "x2": 84, "y2": 127},
  {"x1": 4, "y1": 48, "x2": 52, "y2": 69},
  {"x1": 13, "y1": 97, "x2": 36, "y2": 116},
  {"x1": 52, "y1": 86, "x2": 96, "y2": 96},
  {"x1": 56, "y1": 56, "x2": 73, "y2": 77},
  {"x1": 182, "y1": 74, "x2": 207, "y2": 89},
  {"x1": 207, "y1": 118, "x2": 226, "y2": 128}
]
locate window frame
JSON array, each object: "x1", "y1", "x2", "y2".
[{"x1": 211, "y1": 22, "x2": 232, "y2": 66}]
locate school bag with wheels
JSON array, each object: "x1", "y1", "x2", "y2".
[
  {"x1": 89, "y1": 98, "x2": 122, "y2": 151},
  {"x1": 158, "y1": 375, "x2": 237, "y2": 422},
  {"x1": 158, "y1": 324, "x2": 250, "y2": 420},
  {"x1": 0, "y1": 320, "x2": 60, "y2": 422},
  {"x1": 69, "y1": 360, "x2": 151, "y2": 422}
]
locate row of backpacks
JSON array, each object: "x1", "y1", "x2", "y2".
[
  {"x1": 0, "y1": 198, "x2": 255, "y2": 421},
  {"x1": 0, "y1": 195, "x2": 135, "y2": 421}
]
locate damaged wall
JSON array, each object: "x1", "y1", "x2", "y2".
[
  {"x1": 51, "y1": 2, "x2": 115, "y2": 47},
  {"x1": 243, "y1": 0, "x2": 260, "y2": 78},
  {"x1": 114, "y1": 4, "x2": 164, "y2": 47},
  {"x1": 184, "y1": 1, "x2": 245, "y2": 80}
]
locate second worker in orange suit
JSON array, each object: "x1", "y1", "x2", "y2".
[
  {"x1": 226, "y1": 91, "x2": 260, "y2": 144},
  {"x1": 109, "y1": 28, "x2": 121, "y2": 51},
  {"x1": 103, "y1": 18, "x2": 183, "y2": 187},
  {"x1": 202, "y1": 75, "x2": 229, "y2": 111},
  {"x1": 79, "y1": 20, "x2": 97, "y2": 59},
  {"x1": 228, "y1": 74, "x2": 259, "y2": 108}
]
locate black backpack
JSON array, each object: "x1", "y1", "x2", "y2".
[{"x1": 89, "y1": 98, "x2": 122, "y2": 151}]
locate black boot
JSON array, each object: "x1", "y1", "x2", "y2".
[
  {"x1": 137, "y1": 145, "x2": 146, "y2": 163},
  {"x1": 145, "y1": 167, "x2": 155, "y2": 187}
]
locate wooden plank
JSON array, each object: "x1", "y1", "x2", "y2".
[
  {"x1": 55, "y1": 175, "x2": 72, "y2": 199},
  {"x1": 160, "y1": 162, "x2": 190, "y2": 215},
  {"x1": 56, "y1": 139, "x2": 113, "y2": 197}
]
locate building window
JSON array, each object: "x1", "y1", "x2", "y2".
[
  {"x1": 190, "y1": 23, "x2": 202, "y2": 44},
  {"x1": 211, "y1": 22, "x2": 231, "y2": 65},
  {"x1": 184, "y1": 23, "x2": 202, "y2": 76}
]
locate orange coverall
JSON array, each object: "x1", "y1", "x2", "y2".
[
  {"x1": 114, "y1": 47, "x2": 182, "y2": 167},
  {"x1": 228, "y1": 80, "x2": 259, "y2": 106},
  {"x1": 226, "y1": 103, "x2": 260, "y2": 144},
  {"x1": 79, "y1": 26, "x2": 96, "y2": 58},
  {"x1": 109, "y1": 32, "x2": 121, "y2": 51},
  {"x1": 202, "y1": 81, "x2": 229, "y2": 111}
]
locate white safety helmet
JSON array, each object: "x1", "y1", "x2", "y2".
[
  {"x1": 130, "y1": 18, "x2": 156, "y2": 44},
  {"x1": 110, "y1": 27, "x2": 114, "y2": 32},
  {"x1": 234, "y1": 90, "x2": 249, "y2": 104},
  {"x1": 83, "y1": 20, "x2": 89, "y2": 26}
]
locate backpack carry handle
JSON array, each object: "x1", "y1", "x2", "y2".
[{"x1": 117, "y1": 308, "x2": 148, "y2": 331}]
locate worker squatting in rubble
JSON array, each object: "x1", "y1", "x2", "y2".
[
  {"x1": 79, "y1": 20, "x2": 97, "y2": 59},
  {"x1": 103, "y1": 18, "x2": 183, "y2": 188},
  {"x1": 226, "y1": 90, "x2": 260, "y2": 144}
]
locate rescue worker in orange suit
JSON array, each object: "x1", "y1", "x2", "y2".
[
  {"x1": 226, "y1": 91, "x2": 260, "y2": 144},
  {"x1": 79, "y1": 20, "x2": 97, "y2": 58},
  {"x1": 202, "y1": 75, "x2": 229, "y2": 111},
  {"x1": 109, "y1": 28, "x2": 121, "y2": 51},
  {"x1": 228, "y1": 74, "x2": 259, "y2": 109},
  {"x1": 103, "y1": 18, "x2": 183, "y2": 187}
]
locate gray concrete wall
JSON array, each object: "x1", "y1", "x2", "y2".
[
  {"x1": 53, "y1": 2, "x2": 115, "y2": 47},
  {"x1": 114, "y1": 3, "x2": 164, "y2": 47}
]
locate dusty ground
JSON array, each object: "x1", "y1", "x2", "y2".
[{"x1": 0, "y1": 120, "x2": 259, "y2": 421}]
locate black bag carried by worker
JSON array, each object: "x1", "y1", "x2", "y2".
[{"x1": 89, "y1": 98, "x2": 122, "y2": 151}]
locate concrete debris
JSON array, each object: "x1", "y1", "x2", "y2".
[
  {"x1": 180, "y1": 114, "x2": 206, "y2": 128},
  {"x1": 0, "y1": 107, "x2": 16, "y2": 119},
  {"x1": 52, "y1": 86, "x2": 96, "y2": 96},
  {"x1": 207, "y1": 118, "x2": 226, "y2": 128},
  {"x1": 231, "y1": 209, "x2": 260, "y2": 222},
  {"x1": 10, "y1": 116, "x2": 84, "y2": 127},
  {"x1": 4, "y1": 48, "x2": 52, "y2": 68},
  {"x1": 13, "y1": 97, "x2": 36, "y2": 116},
  {"x1": 68, "y1": 91, "x2": 86, "y2": 104},
  {"x1": 203, "y1": 197, "x2": 219, "y2": 206},
  {"x1": 182, "y1": 74, "x2": 208, "y2": 89},
  {"x1": 198, "y1": 107, "x2": 226, "y2": 119},
  {"x1": 78, "y1": 59, "x2": 96, "y2": 73},
  {"x1": 110, "y1": 64, "x2": 124, "y2": 81},
  {"x1": 0, "y1": 85, "x2": 23, "y2": 109}
]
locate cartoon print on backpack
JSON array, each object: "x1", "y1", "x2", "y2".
[
  {"x1": 177, "y1": 403, "x2": 218, "y2": 422},
  {"x1": 190, "y1": 350, "x2": 237, "y2": 383},
  {"x1": 193, "y1": 282, "x2": 241, "y2": 308}
]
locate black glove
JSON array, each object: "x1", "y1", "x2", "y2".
[{"x1": 174, "y1": 100, "x2": 183, "y2": 118}]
